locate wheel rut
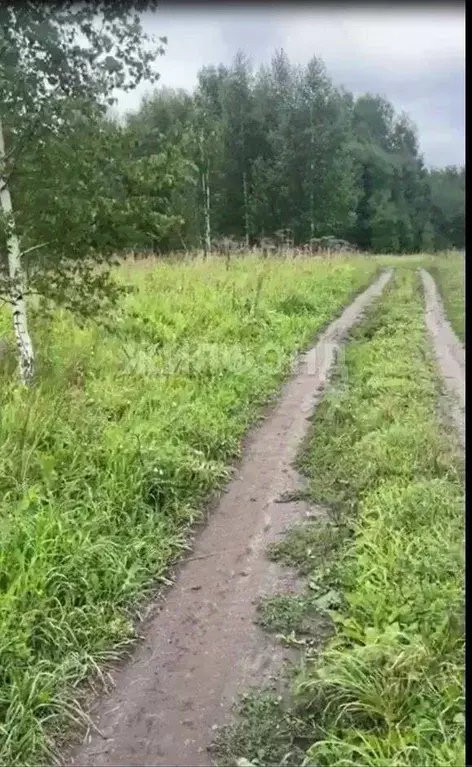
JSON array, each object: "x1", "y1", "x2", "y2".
[
  {"x1": 65, "y1": 269, "x2": 392, "y2": 767},
  {"x1": 420, "y1": 269, "x2": 465, "y2": 448}
]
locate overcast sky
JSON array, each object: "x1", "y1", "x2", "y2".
[{"x1": 117, "y1": 4, "x2": 465, "y2": 169}]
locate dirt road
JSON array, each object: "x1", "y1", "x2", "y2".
[
  {"x1": 65, "y1": 270, "x2": 392, "y2": 767},
  {"x1": 421, "y1": 269, "x2": 465, "y2": 448}
]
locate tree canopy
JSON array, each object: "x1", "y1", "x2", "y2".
[
  {"x1": 0, "y1": 13, "x2": 465, "y2": 384},
  {"x1": 117, "y1": 50, "x2": 464, "y2": 256}
]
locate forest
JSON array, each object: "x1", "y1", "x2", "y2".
[
  {"x1": 1, "y1": 12, "x2": 465, "y2": 284},
  {"x1": 122, "y1": 52, "x2": 465, "y2": 256}
]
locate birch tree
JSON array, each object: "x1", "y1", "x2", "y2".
[
  {"x1": 199, "y1": 126, "x2": 212, "y2": 257},
  {"x1": 0, "y1": 1, "x2": 165, "y2": 384},
  {"x1": 219, "y1": 52, "x2": 255, "y2": 245},
  {"x1": 194, "y1": 67, "x2": 226, "y2": 256},
  {"x1": 0, "y1": 119, "x2": 34, "y2": 382}
]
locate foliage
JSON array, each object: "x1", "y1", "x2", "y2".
[
  {"x1": 0, "y1": 24, "x2": 465, "y2": 356},
  {"x1": 427, "y1": 166, "x2": 465, "y2": 252},
  {"x1": 0, "y1": 1, "x2": 173, "y2": 316},
  {"x1": 123, "y1": 53, "x2": 464, "y2": 254}
]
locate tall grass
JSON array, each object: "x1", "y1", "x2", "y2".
[
  {"x1": 0, "y1": 255, "x2": 379, "y2": 766},
  {"x1": 427, "y1": 252, "x2": 465, "y2": 342},
  {"x1": 296, "y1": 269, "x2": 464, "y2": 765}
]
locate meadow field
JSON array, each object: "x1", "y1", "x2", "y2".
[
  {"x1": 0, "y1": 255, "x2": 380, "y2": 765},
  {"x1": 0, "y1": 252, "x2": 465, "y2": 766}
]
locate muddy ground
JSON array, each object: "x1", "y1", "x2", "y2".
[{"x1": 421, "y1": 269, "x2": 465, "y2": 448}]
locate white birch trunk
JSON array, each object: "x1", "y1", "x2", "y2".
[
  {"x1": 200, "y1": 165, "x2": 207, "y2": 258},
  {"x1": 310, "y1": 113, "x2": 315, "y2": 244},
  {"x1": 310, "y1": 159, "x2": 315, "y2": 243},
  {"x1": 243, "y1": 170, "x2": 250, "y2": 249},
  {"x1": 0, "y1": 118, "x2": 35, "y2": 385},
  {"x1": 200, "y1": 129, "x2": 211, "y2": 258},
  {"x1": 204, "y1": 168, "x2": 211, "y2": 257}
]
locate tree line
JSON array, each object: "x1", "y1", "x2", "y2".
[
  {"x1": 0, "y1": 3, "x2": 465, "y2": 383},
  {"x1": 121, "y1": 50, "x2": 465, "y2": 256}
]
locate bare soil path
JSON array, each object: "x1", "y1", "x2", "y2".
[
  {"x1": 421, "y1": 269, "x2": 465, "y2": 448},
  {"x1": 65, "y1": 270, "x2": 392, "y2": 767}
]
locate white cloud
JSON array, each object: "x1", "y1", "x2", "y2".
[
  {"x1": 117, "y1": 11, "x2": 228, "y2": 113},
  {"x1": 280, "y1": 9, "x2": 464, "y2": 72}
]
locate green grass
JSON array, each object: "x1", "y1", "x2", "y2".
[
  {"x1": 0, "y1": 254, "x2": 380, "y2": 766},
  {"x1": 428, "y1": 252, "x2": 465, "y2": 342},
  {"x1": 214, "y1": 269, "x2": 464, "y2": 766}
]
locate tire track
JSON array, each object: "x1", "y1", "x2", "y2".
[{"x1": 421, "y1": 269, "x2": 465, "y2": 448}]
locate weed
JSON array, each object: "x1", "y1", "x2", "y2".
[
  {"x1": 268, "y1": 520, "x2": 346, "y2": 575},
  {"x1": 212, "y1": 692, "x2": 314, "y2": 767}
]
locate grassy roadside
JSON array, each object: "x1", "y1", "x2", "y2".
[
  {"x1": 0, "y1": 255, "x2": 380, "y2": 766},
  {"x1": 428, "y1": 253, "x2": 465, "y2": 342},
  {"x1": 215, "y1": 269, "x2": 465, "y2": 766}
]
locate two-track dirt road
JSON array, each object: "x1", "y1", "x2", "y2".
[
  {"x1": 421, "y1": 269, "x2": 465, "y2": 448},
  {"x1": 66, "y1": 270, "x2": 392, "y2": 767},
  {"x1": 66, "y1": 266, "x2": 465, "y2": 767}
]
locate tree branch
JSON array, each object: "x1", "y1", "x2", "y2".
[{"x1": 20, "y1": 242, "x2": 51, "y2": 258}]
